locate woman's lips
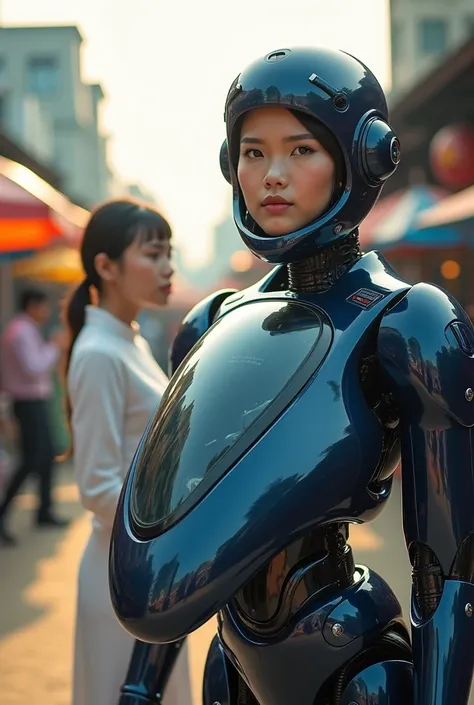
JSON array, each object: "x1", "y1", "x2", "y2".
[{"x1": 262, "y1": 203, "x2": 292, "y2": 215}]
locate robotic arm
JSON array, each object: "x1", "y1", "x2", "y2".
[{"x1": 377, "y1": 282, "x2": 474, "y2": 705}]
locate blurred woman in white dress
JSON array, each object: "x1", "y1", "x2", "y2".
[{"x1": 65, "y1": 200, "x2": 192, "y2": 705}]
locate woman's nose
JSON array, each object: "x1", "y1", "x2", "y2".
[
  {"x1": 264, "y1": 160, "x2": 288, "y2": 189},
  {"x1": 161, "y1": 258, "x2": 174, "y2": 278}
]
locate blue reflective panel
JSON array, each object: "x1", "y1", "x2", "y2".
[{"x1": 131, "y1": 300, "x2": 329, "y2": 528}]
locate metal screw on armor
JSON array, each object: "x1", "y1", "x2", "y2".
[
  {"x1": 465, "y1": 603, "x2": 473, "y2": 617},
  {"x1": 465, "y1": 388, "x2": 474, "y2": 402},
  {"x1": 331, "y1": 623, "x2": 344, "y2": 637}
]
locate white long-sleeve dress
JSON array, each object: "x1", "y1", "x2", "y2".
[{"x1": 68, "y1": 306, "x2": 192, "y2": 705}]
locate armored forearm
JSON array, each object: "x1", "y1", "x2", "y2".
[{"x1": 378, "y1": 282, "x2": 474, "y2": 704}]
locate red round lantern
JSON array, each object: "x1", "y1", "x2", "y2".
[{"x1": 429, "y1": 125, "x2": 474, "y2": 190}]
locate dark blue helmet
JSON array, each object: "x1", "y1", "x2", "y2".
[{"x1": 220, "y1": 46, "x2": 400, "y2": 264}]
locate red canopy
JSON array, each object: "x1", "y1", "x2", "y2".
[{"x1": 0, "y1": 157, "x2": 88, "y2": 254}]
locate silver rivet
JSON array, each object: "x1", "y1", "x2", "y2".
[
  {"x1": 212, "y1": 702, "x2": 222, "y2": 705},
  {"x1": 334, "y1": 224, "x2": 343, "y2": 234},
  {"x1": 466, "y1": 388, "x2": 474, "y2": 402},
  {"x1": 465, "y1": 603, "x2": 473, "y2": 617},
  {"x1": 331, "y1": 622, "x2": 344, "y2": 637}
]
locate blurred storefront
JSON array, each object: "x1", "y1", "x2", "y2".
[
  {"x1": 0, "y1": 141, "x2": 88, "y2": 453},
  {"x1": 361, "y1": 36, "x2": 474, "y2": 306},
  {"x1": 386, "y1": 37, "x2": 474, "y2": 197},
  {"x1": 359, "y1": 184, "x2": 472, "y2": 302},
  {"x1": 0, "y1": 154, "x2": 88, "y2": 323}
]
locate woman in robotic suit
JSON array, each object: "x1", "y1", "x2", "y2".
[{"x1": 110, "y1": 46, "x2": 474, "y2": 705}]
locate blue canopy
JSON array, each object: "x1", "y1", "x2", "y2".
[
  {"x1": 360, "y1": 185, "x2": 465, "y2": 251},
  {"x1": 0, "y1": 250, "x2": 35, "y2": 263}
]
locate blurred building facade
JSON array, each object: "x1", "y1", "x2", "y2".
[
  {"x1": 0, "y1": 25, "x2": 112, "y2": 208},
  {"x1": 365, "y1": 18, "x2": 474, "y2": 309},
  {"x1": 390, "y1": 0, "x2": 474, "y2": 94}
]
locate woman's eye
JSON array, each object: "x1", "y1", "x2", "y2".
[
  {"x1": 244, "y1": 148, "x2": 263, "y2": 159},
  {"x1": 293, "y1": 145, "x2": 315, "y2": 156}
]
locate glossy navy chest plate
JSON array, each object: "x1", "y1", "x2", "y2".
[
  {"x1": 109, "y1": 252, "x2": 411, "y2": 643},
  {"x1": 131, "y1": 300, "x2": 332, "y2": 533}
]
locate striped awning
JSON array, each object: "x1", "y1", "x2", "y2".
[
  {"x1": 417, "y1": 184, "x2": 474, "y2": 229},
  {"x1": 359, "y1": 185, "x2": 462, "y2": 250}
]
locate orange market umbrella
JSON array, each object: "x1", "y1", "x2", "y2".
[
  {"x1": 12, "y1": 245, "x2": 84, "y2": 284},
  {"x1": 0, "y1": 157, "x2": 88, "y2": 254}
]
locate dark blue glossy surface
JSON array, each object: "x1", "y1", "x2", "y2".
[
  {"x1": 168, "y1": 289, "x2": 237, "y2": 377},
  {"x1": 132, "y1": 300, "x2": 332, "y2": 530},
  {"x1": 219, "y1": 566, "x2": 404, "y2": 705},
  {"x1": 378, "y1": 283, "x2": 474, "y2": 576},
  {"x1": 202, "y1": 635, "x2": 232, "y2": 705},
  {"x1": 109, "y1": 251, "x2": 410, "y2": 644},
  {"x1": 223, "y1": 46, "x2": 399, "y2": 262},
  {"x1": 412, "y1": 580, "x2": 474, "y2": 704},
  {"x1": 340, "y1": 660, "x2": 413, "y2": 705},
  {"x1": 323, "y1": 571, "x2": 403, "y2": 648},
  {"x1": 118, "y1": 639, "x2": 183, "y2": 704}
]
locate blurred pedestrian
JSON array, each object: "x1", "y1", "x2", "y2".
[
  {"x1": 0, "y1": 288, "x2": 69, "y2": 546},
  {"x1": 65, "y1": 199, "x2": 191, "y2": 705}
]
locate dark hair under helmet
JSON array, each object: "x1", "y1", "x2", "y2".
[{"x1": 220, "y1": 46, "x2": 401, "y2": 264}]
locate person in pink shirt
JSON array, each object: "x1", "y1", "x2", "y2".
[{"x1": 0, "y1": 288, "x2": 69, "y2": 545}]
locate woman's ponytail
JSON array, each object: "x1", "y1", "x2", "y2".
[
  {"x1": 58, "y1": 278, "x2": 92, "y2": 461},
  {"x1": 64, "y1": 277, "x2": 92, "y2": 378}
]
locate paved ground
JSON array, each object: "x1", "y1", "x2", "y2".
[{"x1": 0, "y1": 466, "x2": 470, "y2": 704}]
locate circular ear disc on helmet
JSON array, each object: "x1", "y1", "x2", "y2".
[
  {"x1": 359, "y1": 118, "x2": 401, "y2": 185},
  {"x1": 220, "y1": 140, "x2": 232, "y2": 184}
]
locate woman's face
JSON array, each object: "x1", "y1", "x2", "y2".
[
  {"x1": 96, "y1": 233, "x2": 174, "y2": 315},
  {"x1": 237, "y1": 107, "x2": 336, "y2": 236},
  {"x1": 120, "y1": 235, "x2": 174, "y2": 309}
]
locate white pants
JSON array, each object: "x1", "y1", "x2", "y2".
[{"x1": 73, "y1": 527, "x2": 192, "y2": 705}]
